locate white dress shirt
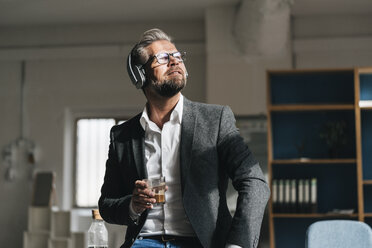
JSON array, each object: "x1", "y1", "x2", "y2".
[{"x1": 136, "y1": 94, "x2": 195, "y2": 237}]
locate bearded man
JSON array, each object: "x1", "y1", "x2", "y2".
[{"x1": 99, "y1": 28, "x2": 270, "y2": 248}]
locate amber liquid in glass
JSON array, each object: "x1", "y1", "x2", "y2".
[{"x1": 152, "y1": 183, "x2": 166, "y2": 204}]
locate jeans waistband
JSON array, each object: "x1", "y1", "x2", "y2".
[{"x1": 139, "y1": 235, "x2": 197, "y2": 243}]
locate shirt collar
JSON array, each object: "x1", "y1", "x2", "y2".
[{"x1": 140, "y1": 94, "x2": 184, "y2": 131}]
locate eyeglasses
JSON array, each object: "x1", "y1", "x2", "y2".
[{"x1": 150, "y1": 51, "x2": 186, "y2": 65}]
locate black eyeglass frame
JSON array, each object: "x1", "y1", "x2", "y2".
[{"x1": 141, "y1": 51, "x2": 186, "y2": 68}]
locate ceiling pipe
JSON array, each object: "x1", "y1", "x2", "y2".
[
  {"x1": 2, "y1": 61, "x2": 36, "y2": 181},
  {"x1": 233, "y1": 0, "x2": 294, "y2": 57}
]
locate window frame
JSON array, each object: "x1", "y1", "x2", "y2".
[{"x1": 72, "y1": 116, "x2": 128, "y2": 208}]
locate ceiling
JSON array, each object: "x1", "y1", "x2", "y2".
[{"x1": 0, "y1": 0, "x2": 372, "y2": 27}]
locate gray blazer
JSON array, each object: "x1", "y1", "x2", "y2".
[{"x1": 99, "y1": 98, "x2": 270, "y2": 248}]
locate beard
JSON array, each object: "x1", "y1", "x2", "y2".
[{"x1": 150, "y1": 74, "x2": 187, "y2": 97}]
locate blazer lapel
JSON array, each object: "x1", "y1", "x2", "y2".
[
  {"x1": 180, "y1": 98, "x2": 196, "y2": 193},
  {"x1": 131, "y1": 117, "x2": 147, "y2": 179}
]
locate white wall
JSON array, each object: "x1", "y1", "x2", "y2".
[
  {"x1": 293, "y1": 14, "x2": 372, "y2": 68},
  {"x1": 0, "y1": 61, "x2": 33, "y2": 247},
  {"x1": 205, "y1": 5, "x2": 293, "y2": 116},
  {"x1": 0, "y1": 20, "x2": 205, "y2": 47}
]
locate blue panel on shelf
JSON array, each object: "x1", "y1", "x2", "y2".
[
  {"x1": 360, "y1": 74, "x2": 372, "y2": 101},
  {"x1": 273, "y1": 163, "x2": 358, "y2": 213},
  {"x1": 365, "y1": 217, "x2": 372, "y2": 228},
  {"x1": 270, "y1": 72, "x2": 354, "y2": 104},
  {"x1": 274, "y1": 218, "x2": 313, "y2": 248},
  {"x1": 272, "y1": 111, "x2": 356, "y2": 159},
  {"x1": 362, "y1": 111, "x2": 372, "y2": 180},
  {"x1": 364, "y1": 186, "x2": 372, "y2": 213}
]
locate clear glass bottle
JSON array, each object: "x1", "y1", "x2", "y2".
[{"x1": 88, "y1": 209, "x2": 108, "y2": 248}]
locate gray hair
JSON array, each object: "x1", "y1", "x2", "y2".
[{"x1": 131, "y1": 28, "x2": 172, "y2": 66}]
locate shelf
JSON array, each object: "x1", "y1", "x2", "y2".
[
  {"x1": 358, "y1": 68, "x2": 372, "y2": 74},
  {"x1": 272, "y1": 158, "x2": 357, "y2": 164},
  {"x1": 269, "y1": 104, "x2": 354, "y2": 111},
  {"x1": 272, "y1": 213, "x2": 358, "y2": 218},
  {"x1": 363, "y1": 180, "x2": 372, "y2": 185},
  {"x1": 364, "y1": 213, "x2": 372, "y2": 217}
]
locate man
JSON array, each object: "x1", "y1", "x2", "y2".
[{"x1": 99, "y1": 28, "x2": 270, "y2": 248}]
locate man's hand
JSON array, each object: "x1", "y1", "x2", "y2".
[{"x1": 131, "y1": 180, "x2": 157, "y2": 214}]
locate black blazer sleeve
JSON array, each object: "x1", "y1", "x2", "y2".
[{"x1": 98, "y1": 126, "x2": 132, "y2": 226}]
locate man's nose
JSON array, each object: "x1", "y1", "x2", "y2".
[{"x1": 168, "y1": 55, "x2": 179, "y2": 66}]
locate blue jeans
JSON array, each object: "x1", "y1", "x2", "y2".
[{"x1": 131, "y1": 237, "x2": 202, "y2": 248}]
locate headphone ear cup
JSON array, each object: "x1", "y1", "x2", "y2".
[{"x1": 127, "y1": 54, "x2": 146, "y2": 89}]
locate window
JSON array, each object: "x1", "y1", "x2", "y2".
[{"x1": 75, "y1": 118, "x2": 125, "y2": 207}]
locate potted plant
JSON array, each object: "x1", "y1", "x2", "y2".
[{"x1": 319, "y1": 120, "x2": 348, "y2": 158}]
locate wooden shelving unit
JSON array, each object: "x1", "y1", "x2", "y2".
[{"x1": 267, "y1": 68, "x2": 372, "y2": 248}]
